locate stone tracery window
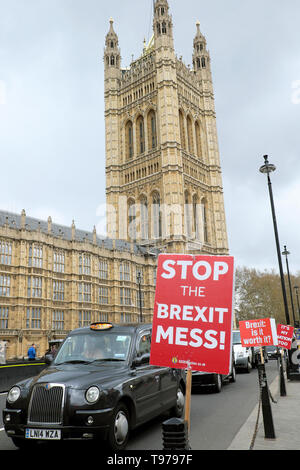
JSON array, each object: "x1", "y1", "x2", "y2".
[
  {"x1": 140, "y1": 196, "x2": 148, "y2": 240},
  {"x1": 195, "y1": 121, "x2": 202, "y2": 158},
  {"x1": 128, "y1": 199, "x2": 136, "y2": 241},
  {"x1": 184, "y1": 191, "x2": 191, "y2": 238},
  {"x1": 147, "y1": 110, "x2": 157, "y2": 150},
  {"x1": 152, "y1": 192, "x2": 162, "y2": 239},
  {"x1": 0, "y1": 240, "x2": 12, "y2": 265},
  {"x1": 125, "y1": 120, "x2": 133, "y2": 159},
  {"x1": 187, "y1": 115, "x2": 194, "y2": 154},
  {"x1": 201, "y1": 198, "x2": 209, "y2": 243},
  {"x1": 137, "y1": 115, "x2": 145, "y2": 154},
  {"x1": 179, "y1": 110, "x2": 186, "y2": 150},
  {"x1": 193, "y1": 194, "x2": 199, "y2": 240}
]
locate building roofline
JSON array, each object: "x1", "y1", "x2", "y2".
[{"x1": 0, "y1": 209, "x2": 159, "y2": 257}]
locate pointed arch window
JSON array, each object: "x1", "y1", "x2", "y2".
[
  {"x1": 128, "y1": 199, "x2": 136, "y2": 241},
  {"x1": 137, "y1": 116, "x2": 145, "y2": 154},
  {"x1": 184, "y1": 191, "x2": 192, "y2": 238},
  {"x1": 201, "y1": 198, "x2": 209, "y2": 243},
  {"x1": 140, "y1": 196, "x2": 148, "y2": 240},
  {"x1": 148, "y1": 110, "x2": 157, "y2": 150},
  {"x1": 195, "y1": 121, "x2": 202, "y2": 158},
  {"x1": 187, "y1": 115, "x2": 194, "y2": 154},
  {"x1": 162, "y1": 22, "x2": 167, "y2": 34},
  {"x1": 179, "y1": 110, "x2": 186, "y2": 150},
  {"x1": 193, "y1": 194, "x2": 199, "y2": 240},
  {"x1": 126, "y1": 121, "x2": 133, "y2": 160},
  {"x1": 201, "y1": 57, "x2": 206, "y2": 68},
  {"x1": 152, "y1": 192, "x2": 162, "y2": 239}
]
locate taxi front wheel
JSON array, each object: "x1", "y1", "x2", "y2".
[{"x1": 108, "y1": 403, "x2": 130, "y2": 451}]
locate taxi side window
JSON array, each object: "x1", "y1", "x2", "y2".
[{"x1": 136, "y1": 332, "x2": 151, "y2": 357}]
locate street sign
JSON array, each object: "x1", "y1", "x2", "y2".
[
  {"x1": 277, "y1": 324, "x2": 294, "y2": 349},
  {"x1": 239, "y1": 318, "x2": 278, "y2": 347},
  {"x1": 150, "y1": 254, "x2": 235, "y2": 375}
]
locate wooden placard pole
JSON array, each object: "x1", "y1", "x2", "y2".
[
  {"x1": 184, "y1": 368, "x2": 192, "y2": 433},
  {"x1": 260, "y1": 347, "x2": 264, "y2": 364}
]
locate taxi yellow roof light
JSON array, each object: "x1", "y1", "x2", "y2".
[{"x1": 90, "y1": 322, "x2": 113, "y2": 331}]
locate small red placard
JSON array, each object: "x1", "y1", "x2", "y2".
[
  {"x1": 239, "y1": 318, "x2": 278, "y2": 347},
  {"x1": 277, "y1": 324, "x2": 294, "y2": 349}
]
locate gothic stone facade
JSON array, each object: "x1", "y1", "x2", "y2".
[
  {"x1": 105, "y1": 0, "x2": 228, "y2": 255},
  {"x1": 0, "y1": 0, "x2": 229, "y2": 359},
  {"x1": 0, "y1": 211, "x2": 157, "y2": 359}
]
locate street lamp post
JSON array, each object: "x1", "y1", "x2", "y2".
[
  {"x1": 294, "y1": 286, "x2": 300, "y2": 327},
  {"x1": 282, "y1": 245, "x2": 296, "y2": 326},
  {"x1": 137, "y1": 271, "x2": 143, "y2": 323},
  {"x1": 259, "y1": 155, "x2": 290, "y2": 326},
  {"x1": 259, "y1": 155, "x2": 292, "y2": 392}
]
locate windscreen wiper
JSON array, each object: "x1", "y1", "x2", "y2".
[
  {"x1": 55, "y1": 360, "x2": 91, "y2": 365},
  {"x1": 90, "y1": 358, "x2": 125, "y2": 362}
]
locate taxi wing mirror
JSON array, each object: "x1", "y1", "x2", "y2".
[
  {"x1": 132, "y1": 353, "x2": 150, "y2": 367},
  {"x1": 45, "y1": 354, "x2": 54, "y2": 365}
]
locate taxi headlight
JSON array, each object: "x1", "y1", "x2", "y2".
[
  {"x1": 86, "y1": 386, "x2": 100, "y2": 404},
  {"x1": 7, "y1": 386, "x2": 21, "y2": 404}
]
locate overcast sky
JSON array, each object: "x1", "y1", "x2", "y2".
[{"x1": 0, "y1": 0, "x2": 300, "y2": 274}]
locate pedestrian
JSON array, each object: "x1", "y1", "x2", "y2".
[{"x1": 27, "y1": 343, "x2": 36, "y2": 361}]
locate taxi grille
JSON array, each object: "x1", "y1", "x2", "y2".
[{"x1": 28, "y1": 384, "x2": 65, "y2": 424}]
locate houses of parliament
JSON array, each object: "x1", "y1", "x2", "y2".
[{"x1": 0, "y1": 0, "x2": 229, "y2": 359}]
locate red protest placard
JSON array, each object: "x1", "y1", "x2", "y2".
[
  {"x1": 239, "y1": 318, "x2": 278, "y2": 347},
  {"x1": 277, "y1": 324, "x2": 294, "y2": 349},
  {"x1": 150, "y1": 254, "x2": 235, "y2": 375}
]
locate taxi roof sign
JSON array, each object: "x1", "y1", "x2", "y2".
[{"x1": 90, "y1": 322, "x2": 113, "y2": 331}]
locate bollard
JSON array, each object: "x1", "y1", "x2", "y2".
[
  {"x1": 162, "y1": 418, "x2": 190, "y2": 450},
  {"x1": 257, "y1": 363, "x2": 276, "y2": 439},
  {"x1": 278, "y1": 350, "x2": 287, "y2": 396}
]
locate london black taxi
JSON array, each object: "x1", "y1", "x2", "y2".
[{"x1": 3, "y1": 322, "x2": 185, "y2": 450}]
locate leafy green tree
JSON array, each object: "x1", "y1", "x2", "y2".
[{"x1": 234, "y1": 267, "x2": 300, "y2": 327}]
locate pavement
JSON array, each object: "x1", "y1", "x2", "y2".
[{"x1": 228, "y1": 370, "x2": 300, "y2": 450}]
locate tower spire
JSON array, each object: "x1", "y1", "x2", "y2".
[
  {"x1": 153, "y1": 0, "x2": 173, "y2": 49},
  {"x1": 192, "y1": 20, "x2": 210, "y2": 75},
  {"x1": 104, "y1": 17, "x2": 121, "y2": 71}
]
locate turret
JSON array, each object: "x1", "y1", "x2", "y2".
[
  {"x1": 104, "y1": 18, "x2": 121, "y2": 85},
  {"x1": 192, "y1": 21, "x2": 211, "y2": 78},
  {"x1": 153, "y1": 0, "x2": 174, "y2": 50}
]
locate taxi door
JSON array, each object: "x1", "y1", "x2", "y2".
[
  {"x1": 159, "y1": 366, "x2": 179, "y2": 409},
  {"x1": 130, "y1": 330, "x2": 162, "y2": 424}
]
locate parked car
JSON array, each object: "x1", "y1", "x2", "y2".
[
  {"x1": 192, "y1": 354, "x2": 236, "y2": 393},
  {"x1": 3, "y1": 322, "x2": 185, "y2": 451},
  {"x1": 265, "y1": 345, "x2": 278, "y2": 360},
  {"x1": 232, "y1": 329, "x2": 262, "y2": 372}
]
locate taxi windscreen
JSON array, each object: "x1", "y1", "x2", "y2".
[{"x1": 54, "y1": 331, "x2": 132, "y2": 364}]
